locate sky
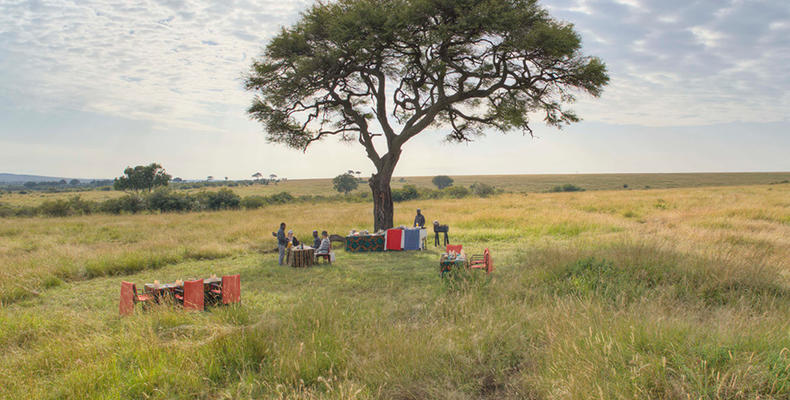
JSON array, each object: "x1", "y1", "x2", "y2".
[{"x1": 0, "y1": 0, "x2": 788, "y2": 180}]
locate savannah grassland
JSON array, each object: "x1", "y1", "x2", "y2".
[
  {"x1": 2, "y1": 172, "x2": 789, "y2": 207},
  {"x1": 1, "y1": 176, "x2": 789, "y2": 399}
]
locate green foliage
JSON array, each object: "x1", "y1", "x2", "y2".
[
  {"x1": 443, "y1": 185, "x2": 471, "y2": 199},
  {"x1": 113, "y1": 163, "x2": 171, "y2": 193},
  {"x1": 247, "y1": 0, "x2": 608, "y2": 148},
  {"x1": 146, "y1": 188, "x2": 194, "y2": 213},
  {"x1": 549, "y1": 183, "x2": 585, "y2": 192},
  {"x1": 99, "y1": 195, "x2": 146, "y2": 215},
  {"x1": 332, "y1": 173, "x2": 359, "y2": 195},
  {"x1": 391, "y1": 185, "x2": 419, "y2": 202},
  {"x1": 196, "y1": 189, "x2": 241, "y2": 211},
  {"x1": 267, "y1": 192, "x2": 295, "y2": 204},
  {"x1": 470, "y1": 182, "x2": 497, "y2": 197},
  {"x1": 37, "y1": 199, "x2": 72, "y2": 217},
  {"x1": 240, "y1": 195, "x2": 267, "y2": 210},
  {"x1": 431, "y1": 175, "x2": 454, "y2": 189}
]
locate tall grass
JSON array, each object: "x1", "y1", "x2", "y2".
[{"x1": 0, "y1": 184, "x2": 788, "y2": 398}]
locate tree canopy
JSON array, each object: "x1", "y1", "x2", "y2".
[
  {"x1": 333, "y1": 173, "x2": 359, "y2": 194},
  {"x1": 432, "y1": 175, "x2": 454, "y2": 189},
  {"x1": 113, "y1": 163, "x2": 171, "y2": 193},
  {"x1": 246, "y1": 0, "x2": 608, "y2": 230}
]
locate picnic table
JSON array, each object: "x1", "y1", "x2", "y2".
[
  {"x1": 440, "y1": 253, "x2": 468, "y2": 275},
  {"x1": 290, "y1": 245, "x2": 315, "y2": 267},
  {"x1": 144, "y1": 277, "x2": 222, "y2": 303},
  {"x1": 345, "y1": 234, "x2": 385, "y2": 252}
]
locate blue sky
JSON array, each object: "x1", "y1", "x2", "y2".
[{"x1": 0, "y1": 0, "x2": 788, "y2": 180}]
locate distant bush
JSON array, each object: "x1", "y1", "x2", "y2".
[
  {"x1": 147, "y1": 189, "x2": 194, "y2": 212},
  {"x1": 443, "y1": 185, "x2": 470, "y2": 199},
  {"x1": 0, "y1": 203, "x2": 16, "y2": 218},
  {"x1": 196, "y1": 189, "x2": 241, "y2": 211},
  {"x1": 100, "y1": 195, "x2": 146, "y2": 214},
  {"x1": 470, "y1": 182, "x2": 496, "y2": 197},
  {"x1": 268, "y1": 192, "x2": 295, "y2": 204},
  {"x1": 549, "y1": 184, "x2": 585, "y2": 193},
  {"x1": 392, "y1": 185, "x2": 419, "y2": 202},
  {"x1": 37, "y1": 195, "x2": 98, "y2": 217},
  {"x1": 241, "y1": 195, "x2": 267, "y2": 209},
  {"x1": 37, "y1": 199, "x2": 73, "y2": 217}
]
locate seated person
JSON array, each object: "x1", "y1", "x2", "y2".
[
  {"x1": 312, "y1": 230, "x2": 321, "y2": 248},
  {"x1": 286, "y1": 230, "x2": 300, "y2": 248},
  {"x1": 316, "y1": 231, "x2": 331, "y2": 254}
]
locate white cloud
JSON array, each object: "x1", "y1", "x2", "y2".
[
  {"x1": 0, "y1": 0, "x2": 310, "y2": 132},
  {"x1": 689, "y1": 26, "x2": 724, "y2": 48}
]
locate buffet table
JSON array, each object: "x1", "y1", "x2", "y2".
[{"x1": 345, "y1": 234, "x2": 385, "y2": 252}]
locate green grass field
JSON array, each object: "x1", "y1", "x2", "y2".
[{"x1": 1, "y1": 178, "x2": 789, "y2": 398}]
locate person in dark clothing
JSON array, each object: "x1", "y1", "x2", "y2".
[
  {"x1": 413, "y1": 209, "x2": 426, "y2": 228},
  {"x1": 272, "y1": 222, "x2": 287, "y2": 265},
  {"x1": 312, "y1": 230, "x2": 321, "y2": 249}
]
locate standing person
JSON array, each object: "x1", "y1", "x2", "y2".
[
  {"x1": 312, "y1": 230, "x2": 321, "y2": 248},
  {"x1": 413, "y1": 208, "x2": 425, "y2": 228},
  {"x1": 273, "y1": 222, "x2": 287, "y2": 265}
]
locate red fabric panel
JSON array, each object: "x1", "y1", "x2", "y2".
[
  {"x1": 446, "y1": 244, "x2": 463, "y2": 253},
  {"x1": 222, "y1": 274, "x2": 241, "y2": 304},
  {"x1": 119, "y1": 281, "x2": 135, "y2": 316},
  {"x1": 386, "y1": 229, "x2": 402, "y2": 251},
  {"x1": 183, "y1": 279, "x2": 204, "y2": 311}
]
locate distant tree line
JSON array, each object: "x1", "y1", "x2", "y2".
[
  {"x1": 0, "y1": 182, "x2": 503, "y2": 218},
  {"x1": 0, "y1": 179, "x2": 115, "y2": 193}
]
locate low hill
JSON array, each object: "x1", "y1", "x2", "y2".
[{"x1": 0, "y1": 173, "x2": 70, "y2": 183}]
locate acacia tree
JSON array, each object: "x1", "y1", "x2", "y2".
[
  {"x1": 333, "y1": 173, "x2": 359, "y2": 194},
  {"x1": 113, "y1": 163, "x2": 171, "y2": 193},
  {"x1": 432, "y1": 175, "x2": 454, "y2": 189},
  {"x1": 246, "y1": 0, "x2": 608, "y2": 231}
]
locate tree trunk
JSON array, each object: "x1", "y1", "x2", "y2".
[{"x1": 369, "y1": 164, "x2": 396, "y2": 232}]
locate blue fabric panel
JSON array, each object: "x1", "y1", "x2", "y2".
[{"x1": 403, "y1": 228, "x2": 421, "y2": 250}]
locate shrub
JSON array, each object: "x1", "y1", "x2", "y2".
[
  {"x1": 99, "y1": 195, "x2": 146, "y2": 214},
  {"x1": 146, "y1": 188, "x2": 194, "y2": 212},
  {"x1": 241, "y1": 195, "x2": 267, "y2": 209},
  {"x1": 67, "y1": 196, "x2": 96, "y2": 215},
  {"x1": 197, "y1": 189, "x2": 241, "y2": 211},
  {"x1": 392, "y1": 185, "x2": 419, "y2": 202},
  {"x1": 549, "y1": 183, "x2": 585, "y2": 192},
  {"x1": 443, "y1": 185, "x2": 470, "y2": 199},
  {"x1": 0, "y1": 203, "x2": 15, "y2": 218},
  {"x1": 268, "y1": 192, "x2": 294, "y2": 204},
  {"x1": 470, "y1": 182, "x2": 496, "y2": 197},
  {"x1": 37, "y1": 199, "x2": 72, "y2": 217}
]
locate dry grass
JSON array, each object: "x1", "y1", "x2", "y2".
[{"x1": 0, "y1": 183, "x2": 789, "y2": 398}]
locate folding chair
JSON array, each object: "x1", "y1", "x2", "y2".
[
  {"x1": 119, "y1": 281, "x2": 153, "y2": 316},
  {"x1": 469, "y1": 248, "x2": 493, "y2": 274},
  {"x1": 176, "y1": 279, "x2": 204, "y2": 311}
]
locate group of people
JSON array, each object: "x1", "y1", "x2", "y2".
[
  {"x1": 272, "y1": 209, "x2": 431, "y2": 266},
  {"x1": 273, "y1": 222, "x2": 331, "y2": 265}
]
